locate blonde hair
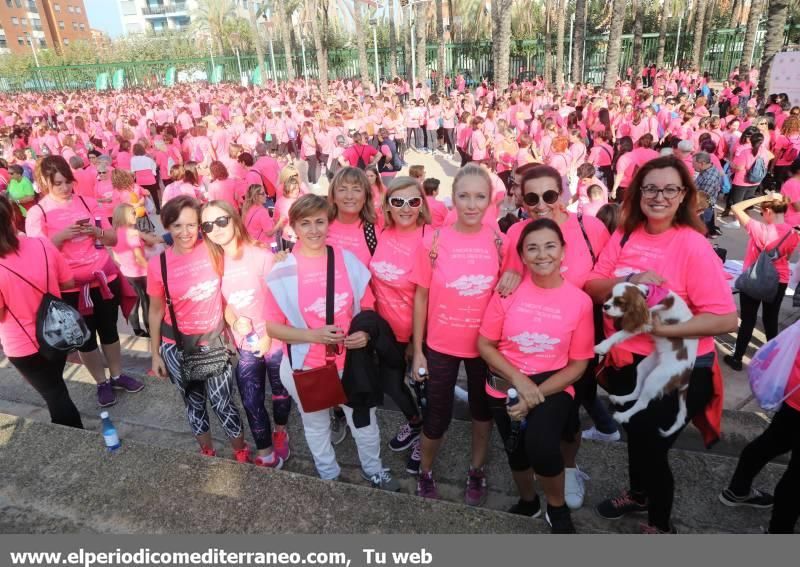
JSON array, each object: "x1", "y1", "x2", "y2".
[
  {"x1": 762, "y1": 195, "x2": 790, "y2": 214},
  {"x1": 112, "y1": 203, "x2": 135, "y2": 228},
  {"x1": 383, "y1": 176, "x2": 431, "y2": 229},
  {"x1": 241, "y1": 184, "x2": 265, "y2": 218},
  {"x1": 279, "y1": 165, "x2": 300, "y2": 187},
  {"x1": 452, "y1": 163, "x2": 491, "y2": 195},
  {"x1": 327, "y1": 167, "x2": 377, "y2": 225},
  {"x1": 289, "y1": 194, "x2": 329, "y2": 226}
]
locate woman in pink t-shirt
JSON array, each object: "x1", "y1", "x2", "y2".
[
  {"x1": 147, "y1": 195, "x2": 249, "y2": 462},
  {"x1": 207, "y1": 161, "x2": 239, "y2": 212},
  {"x1": 725, "y1": 194, "x2": 800, "y2": 371},
  {"x1": 263, "y1": 194, "x2": 397, "y2": 487},
  {"x1": 25, "y1": 156, "x2": 144, "y2": 408},
  {"x1": 241, "y1": 185, "x2": 276, "y2": 246},
  {"x1": 201, "y1": 200, "x2": 288, "y2": 469},
  {"x1": 479, "y1": 218, "x2": 594, "y2": 532},
  {"x1": 325, "y1": 167, "x2": 380, "y2": 267},
  {"x1": 781, "y1": 161, "x2": 800, "y2": 228},
  {"x1": 409, "y1": 165, "x2": 502, "y2": 500},
  {"x1": 585, "y1": 156, "x2": 737, "y2": 534},
  {"x1": 0, "y1": 196, "x2": 82, "y2": 428},
  {"x1": 730, "y1": 130, "x2": 767, "y2": 206}
]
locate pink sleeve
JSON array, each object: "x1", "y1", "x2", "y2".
[
  {"x1": 683, "y1": 238, "x2": 736, "y2": 315},
  {"x1": 409, "y1": 238, "x2": 433, "y2": 288},
  {"x1": 587, "y1": 231, "x2": 624, "y2": 281},
  {"x1": 586, "y1": 216, "x2": 611, "y2": 256},
  {"x1": 568, "y1": 296, "x2": 595, "y2": 360},
  {"x1": 745, "y1": 221, "x2": 768, "y2": 249},
  {"x1": 24, "y1": 204, "x2": 46, "y2": 238},
  {"x1": 145, "y1": 256, "x2": 165, "y2": 298},
  {"x1": 478, "y1": 292, "x2": 505, "y2": 341},
  {"x1": 360, "y1": 285, "x2": 376, "y2": 311},
  {"x1": 501, "y1": 223, "x2": 524, "y2": 274}
]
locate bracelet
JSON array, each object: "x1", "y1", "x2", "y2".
[{"x1": 625, "y1": 273, "x2": 637, "y2": 283}]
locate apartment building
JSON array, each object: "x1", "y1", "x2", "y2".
[{"x1": 0, "y1": 0, "x2": 92, "y2": 55}]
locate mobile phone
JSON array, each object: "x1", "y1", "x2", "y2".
[{"x1": 76, "y1": 218, "x2": 91, "y2": 225}]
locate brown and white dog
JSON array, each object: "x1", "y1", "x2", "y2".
[{"x1": 595, "y1": 282, "x2": 698, "y2": 437}]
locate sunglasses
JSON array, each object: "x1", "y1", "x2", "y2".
[
  {"x1": 201, "y1": 215, "x2": 231, "y2": 234},
  {"x1": 389, "y1": 196, "x2": 423, "y2": 209},
  {"x1": 523, "y1": 189, "x2": 560, "y2": 206}
]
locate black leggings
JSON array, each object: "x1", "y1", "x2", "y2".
[
  {"x1": 608, "y1": 355, "x2": 715, "y2": 532},
  {"x1": 62, "y1": 278, "x2": 121, "y2": 352},
  {"x1": 444, "y1": 128, "x2": 455, "y2": 154},
  {"x1": 491, "y1": 371, "x2": 573, "y2": 477},
  {"x1": 729, "y1": 403, "x2": 800, "y2": 533},
  {"x1": 733, "y1": 284, "x2": 788, "y2": 361},
  {"x1": 8, "y1": 352, "x2": 83, "y2": 428},
  {"x1": 381, "y1": 341, "x2": 420, "y2": 422},
  {"x1": 126, "y1": 276, "x2": 149, "y2": 334},
  {"x1": 306, "y1": 154, "x2": 319, "y2": 184}
]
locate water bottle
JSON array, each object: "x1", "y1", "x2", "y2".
[
  {"x1": 413, "y1": 367, "x2": 428, "y2": 413},
  {"x1": 93, "y1": 217, "x2": 104, "y2": 249},
  {"x1": 505, "y1": 388, "x2": 526, "y2": 453},
  {"x1": 100, "y1": 411, "x2": 121, "y2": 452},
  {"x1": 270, "y1": 242, "x2": 279, "y2": 255},
  {"x1": 244, "y1": 331, "x2": 259, "y2": 351}
]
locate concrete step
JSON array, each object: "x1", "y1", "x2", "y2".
[{"x1": 0, "y1": 356, "x2": 788, "y2": 534}]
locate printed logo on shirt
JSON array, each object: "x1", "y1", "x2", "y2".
[
  {"x1": 445, "y1": 274, "x2": 495, "y2": 297},
  {"x1": 227, "y1": 288, "x2": 256, "y2": 310},
  {"x1": 180, "y1": 279, "x2": 219, "y2": 303},
  {"x1": 508, "y1": 332, "x2": 561, "y2": 354},
  {"x1": 371, "y1": 261, "x2": 405, "y2": 282},
  {"x1": 304, "y1": 292, "x2": 350, "y2": 318}
]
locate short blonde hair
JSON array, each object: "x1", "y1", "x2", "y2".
[
  {"x1": 289, "y1": 194, "x2": 329, "y2": 226},
  {"x1": 112, "y1": 203, "x2": 135, "y2": 228},
  {"x1": 383, "y1": 176, "x2": 431, "y2": 228}
]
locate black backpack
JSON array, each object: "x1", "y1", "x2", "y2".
[
  {"x1": 0, "y1": 239, "x2": 90, "y2": 359},
  {"x1": 355, "y1": 145, "x2": 368, "y2": 170}
]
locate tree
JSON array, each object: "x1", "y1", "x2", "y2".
[
  {"x1": 739, "y1": 0, "x2": 765, "y2": 75},
  {"x1": 572, "y1": 0, "x2": 587, "y2": 83},
  {"x1": 544, "y1": 0, "x2": 552, "y2": 83},
  {"x1": 436, "y1": 0, "x2": 446, "y2": 91},
  {"x1": 555, "y1": 0, "x2": 566, "y2": 87},
  {"x1": 490, "y1": 0, "x2": 514, "y2": 90},
  {"x1": 192, "y1": 0, "x2": 236, "y2": 55},
  {"x1": 309, "y1": 0, "x2": 328, "y2": 95},
  {"x1": 603, "y1": 0, "x2": 626, "y2": 89},
  {"x1": 691, "y1": 0, "x2": 707, "y2": 70},
  {"x1": 248, "y1": 3, "x2": 267, "y2": 86},
  {"x1": 758, "y1": 0, "x2": 790, "y2": 98},
  {"x1": 656, "y1": 2, "x2": 669, "y2": 69},
  {"x1": 274, "y1": 2, "x2": 297, "y2": 81},
  {"x1": 388, "y1": 0, "x2": 399, "y2": 78},
  {"x1": 632, "y1": 0, "x2": 644, "y2": 79},
  {"x1": 354, "y1": 2, "x2": 370, "y2": 84},
  {"x1": 415, "y1": 1, "x2": 426, "y2": 85},
  {"x1": 699, "y1": 0, "x2": 716, "y2": 69}
]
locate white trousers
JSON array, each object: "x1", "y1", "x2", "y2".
[{"x1": 279, "y1": 356, "x2": 383, "y2": 480}]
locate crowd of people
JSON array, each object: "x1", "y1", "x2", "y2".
[{"x1": 1, "y1": 65, "x2": 799, "y2": 534}]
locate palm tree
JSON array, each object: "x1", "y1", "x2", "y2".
[
  {"x1": 544, "y1": 0, "x2": 552, "y2": 83},
  {"x1": 632, "y1": 0, "x2": 644, "y2": 79},
  {"x1": 248, "y1": 1, "x2": 267, "y2": 86},
  {"x1": 491, "y1": 0, "x2": 514, "y2": 90},
  {"x1": 603, "y1": 0, "x2": 626, "y2": 89},
  {"x1": 758, "y1": 0, "x2": 790, "y2": 98},
  {"x1": 354, "y1": 2, "x2": 370, "y2": 84},
  {"x1": 555, "y1": 0, "x2": 566, "y2": 87},
  {"x1": 192, "y1": 0, "x2": 236, "y2": 55},
  {"x1": 415, "y1": 1, "x2": 426, "y2": 85},
  {"x1": 274, "y1": 2, "x2": 297, "y2": 81},
  {"x1": 308, "y1": 0, "x2": 328, "y2": 95},
  {"x1": 700, "y1": 0, "x2": 716, "y2": 68},
  {"x1": 436, "y1": 0, "x2": 446, "y2": 92},
  {"x1": 691, "y1": 0, "x2": 707, "y2": 70},
  {"x1": 572, "y1": 0, "x2": 587, "y2": 83},
  {"x1": 388, "y1": 0, "x2": 399, "y2": 78},
  {"x1": 739, "y1": 0, "x2": 765, "y2": 75},
  {"x1": 656, "y1": 2, "x2": 669, "y2": 69}
]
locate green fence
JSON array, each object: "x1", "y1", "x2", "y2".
[{"x1": 2, "y1": 25, "x2": 798, "y2": 92}]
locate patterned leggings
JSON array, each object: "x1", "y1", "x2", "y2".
[
  {"x1": 236, "y1": 348, "x2": 293, "y2": 450},
  {"x1": 161, "y1": 342, "x2": 243, "y2": 439}
]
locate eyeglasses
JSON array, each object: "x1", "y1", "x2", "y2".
[
  {"x1": 389, "y1": 196, "x2": 423, "y2": 209},
  {"x1": 523, "y1": 190, "x2": 560, "y2": 206},
  {"x1": 641, "y1": 185, "x2": 684, "y2": 199},
  {"x1": 201, "y1": 215, "x2": 231, "y2": 234}
]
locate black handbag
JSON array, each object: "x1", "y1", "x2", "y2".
[{"x1": 160, "y1": 252, "x2": 230, "y2": 382}]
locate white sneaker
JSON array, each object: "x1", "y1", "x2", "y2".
[
  {"x1": 581, "y1": 426, "x2": 621, "y2": 443},
  {"x1": 564, "y1": 466, "x2": 590, "y2": 510}
]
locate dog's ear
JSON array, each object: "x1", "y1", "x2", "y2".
[{"x1": 621, "y1": 285, "x2": 650, "y2": 332}]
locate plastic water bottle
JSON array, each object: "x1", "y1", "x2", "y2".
[
  {"x1": 244, "y1": 331, "x2": 259, "y2": 350},
  {"x1": 100, "y1": 411, "x2": 121, "y2": 452},
  {"x1": 270, "y1": 242, "x2": 279, "y2": 254},
  {"x1": 93, "y1": 217, "x2": 104, "y2": 249},
  {"x1": 505, "y1": 388, "x2": 525, "y2": 453},
  {"x1": 414, "y1": 367, "x2": 428, "y2": 412}
]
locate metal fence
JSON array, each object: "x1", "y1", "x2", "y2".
[{"x1": 2, "y1": 24, "x2": 797, "y2": 92}]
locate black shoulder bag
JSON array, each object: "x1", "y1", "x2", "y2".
[{"x1": 159, "y1": 252, "x2": 230, "y2": 382}]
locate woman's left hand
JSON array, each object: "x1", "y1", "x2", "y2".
[
  {"x1": 649, "y1": 314, "x2": 674, "y2": 338},
  {"x1": 343, "y1": 331, "x2": 370, "y2": 349}
]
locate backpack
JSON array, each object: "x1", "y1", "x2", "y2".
[
  {"x1": 746, "y1": 156, "x2": 768, "y2": 184},
  {"x1": 781, "y1": 139, "x2": 800, "y2": 163},
  {"x1": 0, "y1": 239, "x2": 90, "y2": 359},
  {"x1": 354, "y1": 146, "x2": 368, "y2": 170}
]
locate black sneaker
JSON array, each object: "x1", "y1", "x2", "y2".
[
  {"x1": 718, "y1": 488, "x2": 774, "y2": 509},
  {"x1": 405, "y1": 438, "x2": 421, "y2": 475},
  {"x1": 595, "y1": 490, "x2": 648, "y2": 520},
  {"x1": 793, "y1": 293, "x2": 800, "y2": 308},
  {"x1": 389, "y1": 421, "x2": 422, "y2": 451},
  {"x1": 508, "y1": 496, "x2": 542, "y2": 518},
  {"x1": 723, "y1": 355, "x2": 744, "y2": 372},
  {"x1": 545, "y1": 503, "x2": 576, "y2": 534}
]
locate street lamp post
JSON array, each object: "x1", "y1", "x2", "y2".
[
  {"x1": 230, "y1": 32, "x2": 243, "y2": 82},
  {"x1": 409, "y1": 2, "x2": 416, "y2": 84},
  {"x1": 262, "y1": 11, "x2": 278, "y2": 82},
  {"x1": 28, "y1": 36, "x2": 40, "y2": 68},
  {"x1": 567, "y1": 11, "x2": 575, "y2": 80}
]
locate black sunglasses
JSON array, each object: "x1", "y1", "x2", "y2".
[
  {"x1": 523, "y1": 190, "x2": 560, "y2": 206},
  {"x1": 201, "y1": 215, "x2": 231, "y2": 234}
]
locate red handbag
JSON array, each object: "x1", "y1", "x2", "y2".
[{"x1": 290, "y1": 246, "x2": 347, "y2": 413}]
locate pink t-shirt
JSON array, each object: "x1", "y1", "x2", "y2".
[
  {"x1": 502, "y1": 213, "x2": 610, "y2": 288},
  {"x1": 94, "y1": 179, "x2": 120, "y2": 219},
  {"x1": 25, "y1": 195, "x2": 114, "y2": 291},
  {"x1": 480, "y1": 278, "x2": 594, "y2": 382},
  {"x1": 219, "y1": 244, "x2": 275, "y2": 348},
  {"x1": 369, "y1": 226, "x2": 425, "y2": 343},
  {"x1": 410, "y1": 225, "x2": 502, "y2": 358},
  {"x1": 243, "y1": 206, "x2": 275, "y2": 245},
  {"x1": 207, "y1": 178, "x2": 239, "y2": 210},
  {"x1": 587, "y1": 226, "x2": 736, "y2": 357},
  {"x1": 112, "y1": 227, "x2": 146, "y2": 278},
  {"x1": 0, "y1": 237, "x2": 73, "y2": 357},
  {"x1": 781, "y1": 178, "x2": 800, "y2": 227},
  {"x1": 162, "y1": 181, "x2": 198, "y2": 205},
  {"x1": 743, "y1": 222, "x2": 799, "y2": 283},
  {"x1": 731, "y1": 145, "x2": 758, "y2": 186},
  {"x1": 326, "y1": 219, "x2": 373, "y2": 267},
  {"x1": 146, "y1": 243, "x2": 223, "y2": 342},
  {"x1": 426, "y1": 196, "x2": 449, "y2": 228}
]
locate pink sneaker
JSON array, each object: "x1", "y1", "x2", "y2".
[
  {"x1": 272, "y1": 430, "x2": 291, "y2": 462},
  {"x1": 254, "y1": 453, "x2": 284, "y2": 469},
  {"x1": 199, "y1": 447, "x2": 216, "y2": 457},
  {"x1": 233, "y1": 445, "x2": 252, "y2": 464}
]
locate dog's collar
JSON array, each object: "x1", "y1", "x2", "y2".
[{"x1": 645, "y1": 284, "x2": 670, "y2": 308}]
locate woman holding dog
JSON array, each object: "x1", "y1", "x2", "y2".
[
  {"x1": 478, "y1": 218, "x2": 595, "y2": 533},
  {"x1": 585, "y1": 155, "x2": 737, "y2": 534}
]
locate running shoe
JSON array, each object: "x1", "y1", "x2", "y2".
[
  {"x1": 233, "y1": 445, "x2": 252, "y2": 464},
  {"x1": 97, "y1": 380, "x2": 116, "y2": 407},
  {"x1": 595, "y1": 490, "x2": 648, "y2": 520},
  {"x1": 254, "y1": 453, "x2": 284, "y2": 469},
  {"x1": 416, "y1": 471, "x2": 439, "y2": 499},
  {"x1": 507, "y1": 496, "x2": 542, "y2": 518},
  {"x1": 330, "y1": 410, "x2": 348, "y2": 445},
  {"x1": 723, "y1": 355, "x2": 744, "y2": 372},
  {"x1": 406, "y1": 438, "x2": 421, "y2": 475},
  {"x1": 545, "y1": 503, "x2": 577, "y2": 534},
  {"x1": 581, "y1": 426, "x2": 621, "y2": 442},
  {"x1": 272, "y1": 430, "x2": 291, "y2": 462},
  {"x1": 464, "y1": 467, "x2": 488, "y2": 507},
  {"x1": 111, "y1": 374, "x2": 145, "y2": 393},
  {"x1": 362, "y1": 468, "x2": 401, "y2": 492},
  {"x1": 565, "y1": 467, "x2": 590, "y2": 510},
  {"x1": 718, "y1": 488, "x2": 774, "y2": 509},
  {"x1": 389, "y1": 422, "x2": 422, "y2": 451},
  {"x1": 199, "y1": 447, "x2": 217, "y2": 457}
]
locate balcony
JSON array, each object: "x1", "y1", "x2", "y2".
[{"x1": 142, "y1": 2, "x2": 187, "y2": 16}]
